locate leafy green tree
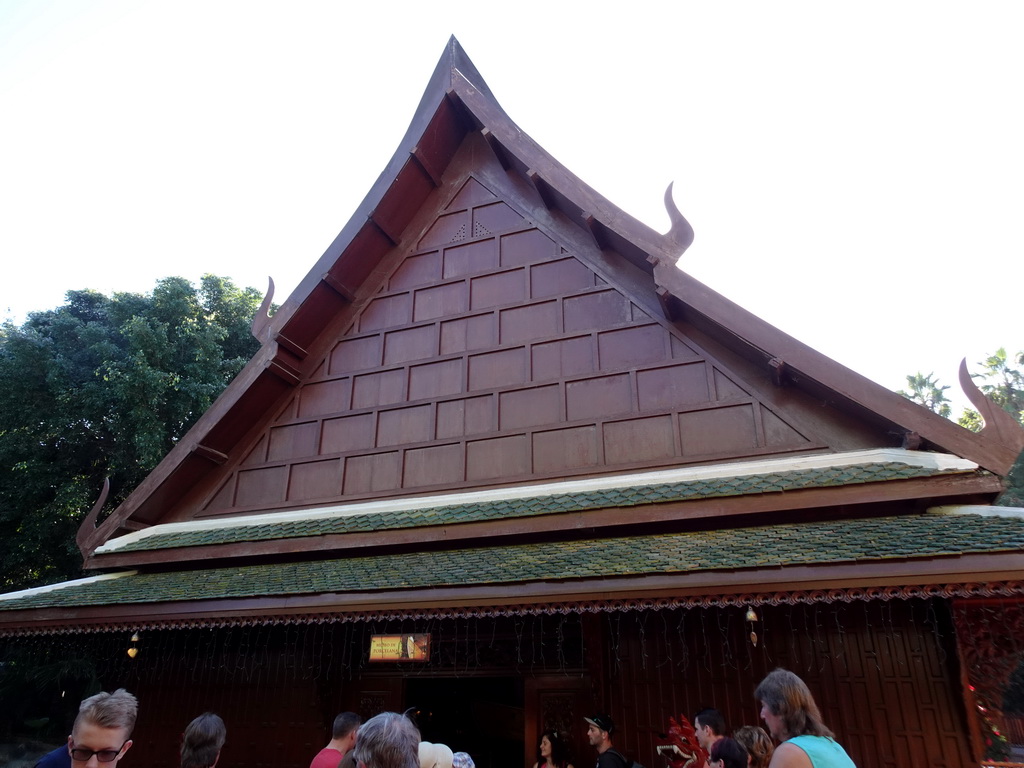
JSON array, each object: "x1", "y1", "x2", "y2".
[
  {"x1": 0, "y1": 275, "x2": 263, "y2": 591},
  {"x1": 898, "y1": 372, "x2": 951, "y2": 418}
]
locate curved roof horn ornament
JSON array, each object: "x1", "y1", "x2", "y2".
[
  {"x1": 76, "y1": 476, "x2": 110, "y2": 561},
  {"x1": 250, "y1": 277, "x2": 275, "y2": 343},
  {"x1": 663, "y1": 182, "x2": 695, "y2": 261},
  {"x1": 959, "y1": 358, "x2": 1024, "y2": 454}
]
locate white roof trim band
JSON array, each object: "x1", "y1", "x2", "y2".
[{"x1": 96, "y1": 448, "x2": 976, "y2": 554}]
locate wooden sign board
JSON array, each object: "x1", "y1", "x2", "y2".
[{"x1": 369, "y1": 634, "x2": 431, "y2": 662}]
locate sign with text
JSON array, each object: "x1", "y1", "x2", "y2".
[{"x1": 369, "y1": 634, "x2": 431, "y2": 662}]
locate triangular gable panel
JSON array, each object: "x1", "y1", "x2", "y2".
[
  {"x1": 167, "y1": 156, "x2": 841, "y2": 521},
  {"x1": 89, "y1": 38, "x2": 1023, "y2": 544}
]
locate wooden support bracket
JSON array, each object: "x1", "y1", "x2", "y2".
[
  {"x1": 275, "y1": 333, "x2": 308, "y2": 360},
  {"x1": 322, "y1": 272, "x2": 356, "y2": 302},
  {"x1": 411, "y1": 145, "x2": 443, "y2": 187},
  {"x1": 526, "y1": 169, "x2": 556, "y2": 209},
  {"x1": 656, "y1": 287, "x2": 682, "y2": 321},
  {"x1": 267, "y1": 356, "x2": 302, "y2": 386},
  {"x1": 480, "y1": 128, "x2": 511, "y2": 169},
  {"x1": 368, "y1": 212, "x2": 401, "y2": 246},
  {"x1": 581, "y1": 212, "x2": 609, "y2": 250},
  {"x1": 193, "y1": 444, "x2": 229, "y2": 465},
  {"x1": 769, "y1": 358, "x2": 788, "y2": 386}
]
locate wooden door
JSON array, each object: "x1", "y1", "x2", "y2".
[{"x1": 525, "y1": 675, "x2": 594, "y2": 768}]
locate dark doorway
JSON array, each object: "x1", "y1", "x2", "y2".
[{"x1": 406, "y1": 677, "x2": 524, "y2": 768}]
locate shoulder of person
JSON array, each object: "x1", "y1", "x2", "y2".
[{"x1": 768, "y1": 742, "x2": 813, "y2": 768}]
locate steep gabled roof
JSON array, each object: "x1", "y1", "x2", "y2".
[{"x1": 77, "y1": 37, "x2": 1023, "y2": 561}]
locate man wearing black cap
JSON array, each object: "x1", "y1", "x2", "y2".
[{"x1": 585, "y1": 715, "x2": 627, "y2": 768}]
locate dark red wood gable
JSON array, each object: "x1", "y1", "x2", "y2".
[
  {"x1": 84, "y1": 37, "x2": 1022, "y2": 546},
  {"x1": 157, "y1": 142, "x2": 859, "y2": 522}
]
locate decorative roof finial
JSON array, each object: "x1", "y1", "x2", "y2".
[
  {"x1": 664, "y1": 182, "x2": 694, "y2": 260},
  {"x1": 251, "y1": 277, "x2": 275, "y2": 342},
  {"x1": 76, "y1": 476, "x2": 110, "y2": 561},
  {"x1": 958, "y1": 358, "x2": 1024, "y2": 455}
]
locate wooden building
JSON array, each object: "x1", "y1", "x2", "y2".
[{"x1": 2, "y1": 38, "x2": 1024, "y2": 768}]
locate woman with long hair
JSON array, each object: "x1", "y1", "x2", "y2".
[
  {"x1": 754, "y1": 669, "x2": 856, "y2": 767},
  {"x1": 733, "y1": 727, "x2": 773, "y2": 768},
  {"x1": 181, "y1": 712, "x2": 226, "y2": 768},
  {"x1": 532, "y1": 730, "x2": 574, "y2": 768}
]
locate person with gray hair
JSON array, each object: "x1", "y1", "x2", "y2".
[{"x1": 351, "y1": 712, "x2": 420, "y2": 768}]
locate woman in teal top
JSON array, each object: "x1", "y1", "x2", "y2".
[{"x1": 754, "y1": 669, "x2": 857, "y2": 768}]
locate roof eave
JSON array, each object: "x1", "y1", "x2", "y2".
[
  {"x1": 652, "y1": 262, "x2": 1024, "y2": 476},
  {"x1": 2, "y1": 551, "x2": 1021, "y2": 635},
  {"x1": 84, "y1": 470, "x2": 1003, "y2": 571}
]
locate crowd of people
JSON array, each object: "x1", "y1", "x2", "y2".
[
  {"x1": 31, "y1": 668, "x2": 854, "y2": 768},
  {"x1": 582, "y1": 669, "x2": 856, "y2": 768}
]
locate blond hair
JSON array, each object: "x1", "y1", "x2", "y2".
[
  {"x1": 733, "y1": 726, "x2": 773, "y2": 768},
  {"x1": 74, "y1": 689, "x2": 138, "y2": 736}
]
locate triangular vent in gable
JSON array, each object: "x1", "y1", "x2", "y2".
[
  {"x1": 420, "y1": 178, "x2": 522, "y2": 246},
  {"x1": 199, "y1": 175, "x2": 817, "y2": 516}
]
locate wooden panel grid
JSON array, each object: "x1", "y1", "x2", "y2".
[{"x1": 200, "y1": 171, "x2": 821, "y2": 514}]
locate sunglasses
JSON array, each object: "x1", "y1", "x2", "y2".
[{"x1": 69, "y1": 741, "x2": 129, "y2": 762}]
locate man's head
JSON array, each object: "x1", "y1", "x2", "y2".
[
  {"x1": 585, "y1": 714, "x2": 614, "y2": 751},
  {"x1": 68, "y1": 689, "x2": 138, "y2": 768},
  {"x1": 333, "y1": 712, "x2": 362, "y2": 751},
  {"x1": 754, "y1": 668, "x2": 833, "y2": 742},
  {"x1": 352, "y1": 712, "x2": 420, "y2": 768},
  {"x1": 693, "y1": 709, "x2": 725, "y2": 751}
]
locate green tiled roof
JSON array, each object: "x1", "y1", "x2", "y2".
[
  {"x1": 108, "y1": 461, "x2": 962, "y2": 553},
  {"x1": 4, "y1": 511, "x2": 1021, "y2": 612}
]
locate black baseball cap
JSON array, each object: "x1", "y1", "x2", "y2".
[{"x1": 585, "y1": 714, "x2": 614, "y2": 734}]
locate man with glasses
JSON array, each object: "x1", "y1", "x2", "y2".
[{"x1": 35, "y1": 689, "x2": 138, "y2": 768}]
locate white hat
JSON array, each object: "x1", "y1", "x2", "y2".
[{"x1": 419, "y1": 742, "x2": 454, "y2": 768}]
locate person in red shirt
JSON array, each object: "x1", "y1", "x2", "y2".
[{"x1": 311, "y1": 712, "x2": 362, "y2": 768}]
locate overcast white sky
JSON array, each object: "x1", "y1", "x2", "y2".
[{"x1": 2, "y1": 1, "x2": 1021, "y2": 413}]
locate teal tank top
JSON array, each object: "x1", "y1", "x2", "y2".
[{"x1": 786, "y1": 735, "x2": 857, "y2": 768}]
